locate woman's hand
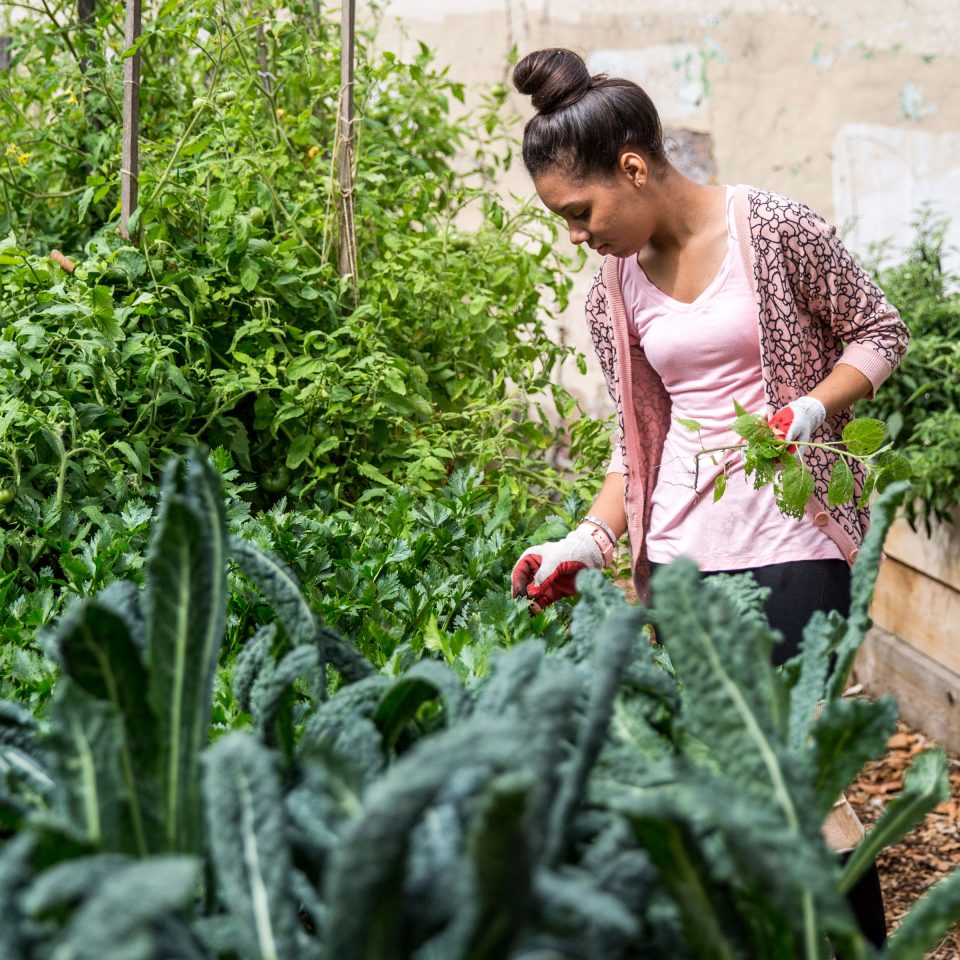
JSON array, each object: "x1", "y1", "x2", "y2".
[
  {"x1": 511, "y1": 527, "x2": 608, "y2": 609},
  {"x1": 768, "y1": 396, "x2": 826, "y2": 452},
  {"x1": 768, "y1": 366, "x2": 873, "y2": 452}
]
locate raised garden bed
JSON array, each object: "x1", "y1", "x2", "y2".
[{"x1": 857, "y1": 510, "x2": 960, "y2": 754}]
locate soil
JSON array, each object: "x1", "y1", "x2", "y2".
[{"x1": 847, "y1": 721, "x2": 960, "y2": 957}]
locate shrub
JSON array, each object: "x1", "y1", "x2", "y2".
[
  {"x1": 0, "y1": 0, "x2": 607, "y2": 638},
  {"x1": 0, "y1": 2, "x2": 605, "y2": 557},
  {"x1": 859, "y1": 211, "x2": 960, "y2": 530}
]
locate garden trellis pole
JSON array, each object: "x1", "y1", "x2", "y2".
[
  {"x1": 337, "y1": 0, "x2": 357, "y2": 281},
  {"x1": 246, "y1": 1, "x2": 273, "y2": 95},
  {"x1": 255, "y1": 20, "x2": 272, "y2": 95},
  {"x1": 0, "y1": 0, "x2": 9, "y2": 72},
  {"x1": 305, "y1": 0, "x2": 325, "y2": 44},
  {"x1": 77, "y1": 0, "x2": 103, "y2": 166},
  {"x1": 119, "y1": 0, "x2": 141, "y2": 242}
]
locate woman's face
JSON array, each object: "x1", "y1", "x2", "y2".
[{"x1": 534, "y1": 162, "x2": 653, "y2": 258}]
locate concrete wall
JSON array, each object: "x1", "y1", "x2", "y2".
[{"x1": 373, "y1": 0, "x2": 960, "y2": 418}]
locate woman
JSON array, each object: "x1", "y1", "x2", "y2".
[{"x1": 508, "y1": 47, "x2": 908, "y2": 946}]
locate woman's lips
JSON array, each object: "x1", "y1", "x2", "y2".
[{"x1": 597, "y1": 244, "x2": 610, "y2": 255}]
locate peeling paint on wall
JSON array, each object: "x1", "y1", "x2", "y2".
[
  {"x1": 832, "y1": 123, "x2": 960, "y2": 276},
  {"x1": 664, "y1": 128, "x2": 717, "y2": 184},
  {"x1": 586, "y1": 45, "x2": 710, "y2": 125},
  {"x1": 810, "y1": 43, "x2": 837, "y2": 68},
  {"x1": 900, "y1": 82, "x2": 939, "y2": 122}
]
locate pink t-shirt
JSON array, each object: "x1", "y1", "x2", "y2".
[{"x1": 619, "y1": 187, "x2": 843, "y2": 570}]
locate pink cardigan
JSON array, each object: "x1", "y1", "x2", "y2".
[{"x1": 586, "y1": 185, "x2": 910, "y2": 600}]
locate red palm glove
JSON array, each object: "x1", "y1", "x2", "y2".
[
  {"x1": 768, "y1": 396, "x2": 827, "y2": 453},
  {"x1": 511, "y1": 528, "x2": 605, "y2": 609}
]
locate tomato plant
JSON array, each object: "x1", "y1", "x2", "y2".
[{"x1": 0, "y1": 0, "x2": 607, "y2": 611}]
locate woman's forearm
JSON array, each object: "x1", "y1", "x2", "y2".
[
  {"x1": 583, "y1": 471, "x2": 628, "y2": 541},
  {"x1": 808, "y1": 363, "x2": 873, "y2": 418}
]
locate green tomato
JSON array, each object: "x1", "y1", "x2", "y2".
[
  {"x1": 216, "y1": 89, "x2": 237, "y2": 103},
  {"x1": 261, "y1": 466, "x2": 291, "y2": 493},
  {"x1": 192, "y1": 97, "x2": 207, "y2": 111},
  {"x1": 249, "y1": 206, "x2": 265, "y2": 227},
  {"x1": 0, "y1": 487, "x2": 15, "y2": 506}
]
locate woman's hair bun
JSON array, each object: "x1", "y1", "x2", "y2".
[
  {"x1": 513, "y1": 48, "x2": 593, "y2": 114},
  {"x1": 514, "y1": 47, "x2": 665, "y2": 179}
]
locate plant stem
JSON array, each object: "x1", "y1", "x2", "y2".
[
  {"x1": 694, "y1": 438, "x2": 878, "y2": 468},
  {"x1": 0, "y1": 173, "x2": 87, "y2": 199}
]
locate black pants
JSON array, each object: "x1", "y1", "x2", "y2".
[
  {"x1": 706, "y1": 558, "x2": 851, "y2": 667},
  {"x1": 651, "y1": 558, "x2": 887, "y2": 947}
]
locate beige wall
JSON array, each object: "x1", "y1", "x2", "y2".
[{"x1": 373, "y1": 0, "x2": 960, "y2": 417}]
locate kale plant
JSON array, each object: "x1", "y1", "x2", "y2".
[{"x1": 1, "y1": 450, "x2": 959, "y2": 959}]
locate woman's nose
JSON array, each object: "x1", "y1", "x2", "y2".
[{"x1": 569, "y1": 226, "x2": 590, "y2": 245}]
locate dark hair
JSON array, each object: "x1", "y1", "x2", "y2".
[{"x1": 512, "y1": 48, "x2": 666, "y2": 180}]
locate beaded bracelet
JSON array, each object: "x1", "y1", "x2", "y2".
[
  {"x1": 579, "y1": 521, "x2": 615, "y2": 567},
  {"x1": 581, "y1": 515, "x2": 617, "y2": 546}
]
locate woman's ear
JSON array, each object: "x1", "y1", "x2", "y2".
[{"x1": 619, "y1": 150, "x2": 649, "y2": 186}]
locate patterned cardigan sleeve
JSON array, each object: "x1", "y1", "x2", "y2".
[
  {"x1": 780, "y1": 203, "x2": 910, "y2": 396},
  {"x1": 584, "y1": 264, "x2": 627, "y2": 475}
]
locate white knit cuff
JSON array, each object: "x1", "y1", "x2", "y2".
[{"x1": 787, "y1": 396, "x2": 827, "y2": 442}]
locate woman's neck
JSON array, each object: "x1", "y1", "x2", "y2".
[{"x1": 646, "y1": 167, "x2": 726, "y2": 253}]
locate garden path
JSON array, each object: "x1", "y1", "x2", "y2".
[{"x1": 848, "y1": 721, "x2": 960, "y2": 957}]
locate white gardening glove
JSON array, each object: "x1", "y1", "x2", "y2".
[
  {"x1": 511, "y1": 527, "x2": 605, "y2": 609},
  {"x1": 768, "y1": 396, "x2": 827, "y2": 452}
]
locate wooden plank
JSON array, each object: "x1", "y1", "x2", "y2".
[
  {"x1": 854, "y1": 625, "x2": 960, "y2": 755},
  {"x1": 252, "y1": 6, "x2": 272, "y2": 96},
  {"x1": 119, "y1": 0, "x2": 142, "y2": 242},
  {"x1": 336, "y1": 0, "x2": 357, "y2": 281},
  {"x1": 870, "y1": 557, "x2": 960, "y2": 674},
  {"x1": 882, "y1": 507, "x2": 960, "y2": 591}
]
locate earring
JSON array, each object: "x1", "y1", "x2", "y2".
[{"x1": 635, "y1": 176, "x2": 645, "y2": 187}]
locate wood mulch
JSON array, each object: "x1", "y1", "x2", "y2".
[{"x1": 847, "y1": 720, "x2": 960, "y2": 957}]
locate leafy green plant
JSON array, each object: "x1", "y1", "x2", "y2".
[
  {"x1": 229, "y1": 466, "x2": 581, "y2": 678},
  {"x1": 680, "y1": 401, "x2": 911, "y2": 520},
  {"x1": 0, "y1": 448, "x2": 256, "y2": 709},
  {"x1": 0, "y1": 447, "x2": 573, "y2": 714},
  {"x1": 2, "y1": 450, "x2": 959, "y2": 959},
  {"x1": 0, "y1": 0, "x2": 605, "y2": 621},
  {"x1": 858, "y1": 210, "x2": 960, "y2": 530}
]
